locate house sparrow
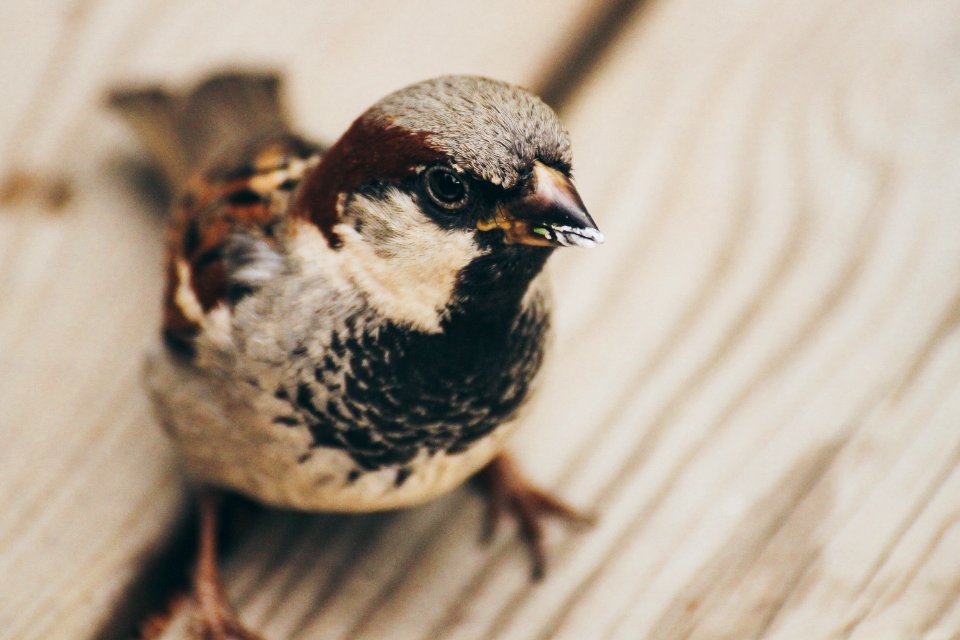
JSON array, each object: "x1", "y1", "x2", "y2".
[{"x1": 110, "y1": 72, "x2": 602, "y2": 640}]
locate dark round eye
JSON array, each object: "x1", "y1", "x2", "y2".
[{"x1": 424, "y1": 166, "x2": 468, "y2": 209}]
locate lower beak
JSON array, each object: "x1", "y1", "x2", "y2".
[{"x1": 477, "y1": 162, "x2": 604, "y2": 248}]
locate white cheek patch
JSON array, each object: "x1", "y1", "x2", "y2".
[{"x1": 336, "y1": 190, "x2": 485, "y2": 333}]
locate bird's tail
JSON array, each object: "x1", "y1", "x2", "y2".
[{"x1": 108, "y1": 71, "x2": 290, "y2": 190}]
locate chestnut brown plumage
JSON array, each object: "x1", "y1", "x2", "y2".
[{"x1": 110, "y1": 71, "x2": 602, "y2": 639}]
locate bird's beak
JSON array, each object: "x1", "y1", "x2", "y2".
[{"x1": 477, "y1": 161, "x2": 604, "y2": 248}]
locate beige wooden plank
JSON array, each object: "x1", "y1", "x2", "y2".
[
  {"x1": 845, "y1": 460, "x2": 960, "y2": 640},
  {"x1": 0, "y1": 2, "x2": 594, "y2": 638},
  {"x1": 150, "y1": 0, "x2": 960, "y2": 638},
  {"x1": 926, "y1": 588, "x2": 960, "y2": 640}
]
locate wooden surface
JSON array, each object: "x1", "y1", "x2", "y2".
[
  {"x1": 4, "y1": 0, "x2": 960, "y2": 639},
  {"x1": 0, "y1": 2, "x2": 595, "y2": 638}
]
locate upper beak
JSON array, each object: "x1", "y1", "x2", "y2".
[{"x1": 477, "y1": 161, "x2": 604, "y2": 248}]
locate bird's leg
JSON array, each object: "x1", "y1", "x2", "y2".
[
  {"x1": 475, "y1": 454, "x2": 594, "y2": 581},
  {"x1": 193, "y1": 490, "x2": 264, "y2": 640}
]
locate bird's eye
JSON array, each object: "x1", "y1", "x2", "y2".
[{"x1": 424, "y1": 166, "x2": 468, "y2": 209}]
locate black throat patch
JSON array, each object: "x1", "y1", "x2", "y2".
[{"x1": 275, "y1": 251, "x2": 551, "y2": 481}]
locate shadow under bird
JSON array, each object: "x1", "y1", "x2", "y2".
[{"x1": 110, "y1": 70, "x2": 603, "y2": 639}]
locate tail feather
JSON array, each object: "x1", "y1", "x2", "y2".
[{"x1": 108, "y1": 71, "x2": 290, "y2": 190}]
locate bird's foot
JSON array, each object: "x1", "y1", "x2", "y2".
[
  {"x1": 476, "y1": 454, "x2": 594, "y2": 581},
  {"x1": 192, "y1": 491, "x2": 265, "y2": 640},
  {"x1": 193, "y1": 602, "x2": 263, "y2": 640}
]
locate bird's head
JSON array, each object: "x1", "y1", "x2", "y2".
[{"x1": 293, "y1": 76, "x2": 601, "y2": 326}]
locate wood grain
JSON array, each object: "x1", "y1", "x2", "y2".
[
  {"x1": 5, "y1": 0, "x2": 960, "y2": 637},
  {"x1": 0, "y1": 2, "x2": 594, "y2": 638},
  {"x1": 154, "y1": 0, "x2": 960, "y2": 638}
]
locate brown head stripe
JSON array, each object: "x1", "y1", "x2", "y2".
[{"x1": 293, "y1": 117, "x2": 444, "y2": 247}]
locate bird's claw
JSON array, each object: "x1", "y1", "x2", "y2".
[
  {"x1": 477, "y1": 455, "x2": 595, "y2": 580},
  {"x1": 194, "y1": 600, "x2": 264, "y2": 640}
]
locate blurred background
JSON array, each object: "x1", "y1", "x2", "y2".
[{"x1": 3, "y1": 1, "x2": 960, "y2": 639}]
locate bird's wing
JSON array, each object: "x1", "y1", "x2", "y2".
[
  {"x1": 160, "y1": 134, "x2": 322, "y2": 356},
  {"x1": 110, "y1": 72, "x2": 323, "y2": 357}
]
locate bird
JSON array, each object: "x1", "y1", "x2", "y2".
[{"x1": 110, "y1": 71, "x2": 603, "y2": 640}]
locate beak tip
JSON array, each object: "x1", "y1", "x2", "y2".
[
  {"x1": 587, "y1": 230, "x2": 605, "y2": 247},
  {"x1": 579, "y1": 232, "x2": 605, "y2": 248},
  {"x1": 573, "y1": 227, "x2": 605, "y2": 248},
  {"x1": 539, "y1": 224, "x2": 604, "y2": 248}
]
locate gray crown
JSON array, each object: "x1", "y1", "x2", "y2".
[{"x1": 365, "y1": 75, "x2": 572, "y2": 189}]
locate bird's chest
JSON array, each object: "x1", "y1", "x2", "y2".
[{"x1": 279, "y1": 307, "x2": 548, "y2": 473}]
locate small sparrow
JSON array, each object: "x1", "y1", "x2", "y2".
[{"x1": 111, "y1": 71, "x2": 602, "y2": 640}]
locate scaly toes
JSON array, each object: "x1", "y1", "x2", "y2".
[{"x1": 476, "y1": 455, "x2": 596, "y2": 580}]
